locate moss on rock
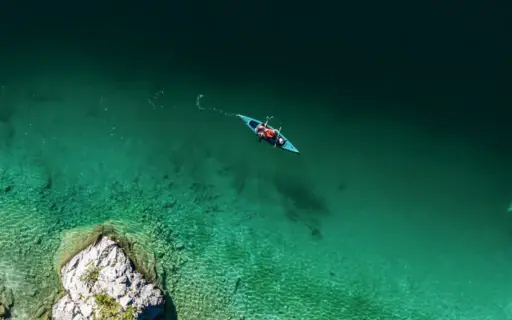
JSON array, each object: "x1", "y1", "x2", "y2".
[
  {"x1": 80, "y1": 264, "x2": 101, "y2": 286},
  {"x1": 93, "y1": 293, "x2": 135, "y2": 320}
]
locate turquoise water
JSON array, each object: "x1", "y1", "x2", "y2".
[{"x1": 0, "y1": 58, "x2": 511, "y2": 319}]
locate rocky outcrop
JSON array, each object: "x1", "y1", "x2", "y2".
[
  {"x1": 52, "y1": 236, "x2": 164, "y2": 320},
  {"x1": 0, "y1": 282, "x2": 14, "y2": 319}
]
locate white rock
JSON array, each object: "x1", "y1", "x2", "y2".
[{"x1": 52, "y1": 236, "x2": 165, "y2": 320}]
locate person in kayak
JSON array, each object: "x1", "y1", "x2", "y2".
[
  {"x1": 256, "y1": 122, "x2": 285, "y2": 146},
  {"x1": 256, "y1": 122, "x2": 276, "y2": 139}
]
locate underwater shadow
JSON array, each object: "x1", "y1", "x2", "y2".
[
  {"x1": 272, "y1": 174, "x2": 329, "y2": 213},
  {"x1": 271, "y1": 173, "x2": 330, "y2": 240},
  {"x1": 135, "y1": 294, "x2": 178, "y2": 320},
  {"x1": 163, "y1": 292, "x2": 178, "y2": 320}
]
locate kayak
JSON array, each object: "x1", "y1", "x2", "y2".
[{"x1": 236, "y1": 114, "x2": 300, "y2": 154}]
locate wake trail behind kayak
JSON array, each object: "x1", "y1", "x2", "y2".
[{"x1": 195, "y1": 93, "x2": 238, "y2": 118}]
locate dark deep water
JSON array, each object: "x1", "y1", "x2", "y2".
[
  {"x1": 0, "y1": 1, "x2": 511, "y2": 319},
  {"x1": 2, "y1": 0, "x2": 509, "y2": 113}
]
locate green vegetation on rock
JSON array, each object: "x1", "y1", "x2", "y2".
[
  {"x1": 94, "y1": 293, "x2": 135, "y2": 320},
  {"x1": 80, "y1": 264, "x2": 101, "y2": 286}
]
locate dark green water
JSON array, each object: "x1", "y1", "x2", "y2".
[{"x1": 0, "y1": 1, "x2": 510, "y2": 319}]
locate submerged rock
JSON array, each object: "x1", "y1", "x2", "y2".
[
  {"x1": 52, "y1": 236, "x2": 164, "y2": 320},
  {"x1": 0, "y1": 284, "x2": 14, "y2": 312}
]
